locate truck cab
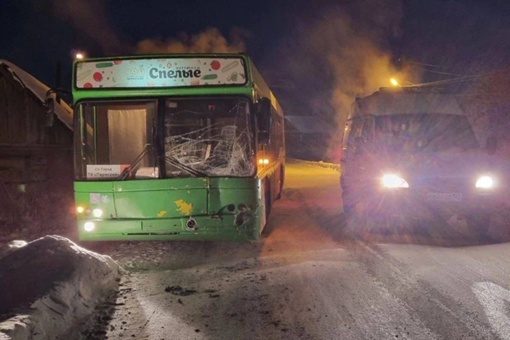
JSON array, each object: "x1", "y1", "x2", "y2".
[{"x1": 340, "y1": 87, "x2": 507, "y2": 239}]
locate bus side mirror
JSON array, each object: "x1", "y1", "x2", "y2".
[
  {"x1": 44, "y1": 98, "x2": 55, "y2": 127},
  {"x1": 256, "y1": 97, "x2": 271, "y2": 144}
]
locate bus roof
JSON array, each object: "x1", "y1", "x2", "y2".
[
  {"x1": 72, "y1": 53, "x2": 276, "y2": 103},
  {"x1": 72, "y1": 53, "x2": 283, "y2": 117},
  {"x1": 351, "y1": 88, "x2": 466, "y2": 118}
]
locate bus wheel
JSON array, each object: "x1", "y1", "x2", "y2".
[
  {"x1": 259, "y1": 181, "x2": 273, "y2": 238},
  {"x1": 276, "y1": 166, "x2": 284, "y2": 200},
  {"x1": 265, "y1": 181, "x2": 272, "y2": 219}
]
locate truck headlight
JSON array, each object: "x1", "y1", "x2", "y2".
[
  {"x1": 475, "y1": 175, "x2": 494, "y2": 189},
  {"x1": 382, "y1": 174, "x2": 409, "y2": 188}
]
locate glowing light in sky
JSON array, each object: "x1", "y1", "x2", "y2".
[{"x1": 390, "y1": 78, "x2": 400, "y2": 87}]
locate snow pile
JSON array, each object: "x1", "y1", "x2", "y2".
[
  {"x1": 0, "y1": 235, "x2": 122, "y2": 339},
  {"x1": 0, "y1": 241, "x2": 27, "y2": 259}
]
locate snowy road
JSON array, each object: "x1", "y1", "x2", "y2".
[{"x1": 85, "y1": 160, "x2": 510, "y2": 340}]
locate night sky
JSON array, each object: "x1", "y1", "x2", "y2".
[{"x1": 1, "y1": 0, "x2": 510, "y2": 124}]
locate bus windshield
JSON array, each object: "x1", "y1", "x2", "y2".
[
  {"x1": 76, "y1": 100, "x2": 158, "y2": 180},
  {"x1": 75, "y1": 97, "x2": 255, "y2": 180},
  {"x1": 164, "y1": 97, "x2": 255, "y2": 177}
]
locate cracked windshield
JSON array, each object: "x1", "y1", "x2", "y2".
[
  {"x1": 164, "y1": 97, "x2": 255, "y2": 177},
  {"x1": 75, "y1": 97, "x2": 255, "y2": 180}
]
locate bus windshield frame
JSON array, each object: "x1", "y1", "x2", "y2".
[{"x1": 74, "y1": 96, "x2": 257, "y2": 180}]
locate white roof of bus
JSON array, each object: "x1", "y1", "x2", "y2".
[{"x1": 353, "y1": 89, "x2": 465, "y2": 117}]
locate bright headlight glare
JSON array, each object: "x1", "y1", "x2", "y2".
[
  {"x1": 92, "y1": 208, "x2": 104, "y2": 218},
  {"x1": 84, "y1": 222, "x2": 96, "y2": 232},
  {"x1": 382, "y1": 174, "x2": 409, "y2": 188},
  {"x1": 76, "y1": 206, "x2": 85, "y2": 214},
  {"x1": 476, "y1": 175, "x2": 494, "y2": 189}
]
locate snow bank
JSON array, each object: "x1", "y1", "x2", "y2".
[
  {"x1": 289, "y1": 158, "x2": 340, "y2": 171},
  {"x1": 0, "y1": 235, "x2": 122, "y2": 339}
]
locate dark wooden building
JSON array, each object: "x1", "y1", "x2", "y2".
[
  {"x1": 0, "y1": 60, "x2": 74, "y2": 234},
  {"x1": 285, "y1": 115, "x2": 334, "y2": 161}
]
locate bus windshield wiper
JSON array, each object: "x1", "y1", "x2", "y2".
[
  {"x1": 117, "y1": 144, "x2": 152, "y2": 180},
  {"x1": 164, "y1": 155, "x2": 206, "y2": 177}
]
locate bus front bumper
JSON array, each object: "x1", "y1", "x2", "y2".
[{"x1": 78, "y1": 213, "x2": 263, "y2": 242}]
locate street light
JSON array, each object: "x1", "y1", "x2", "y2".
[
  {"x1": 75, "y1": 52, "x2": 85, "y2": 60},
  {"x1": 390, "y1": 78, "x2": 401, "y2": 87}
]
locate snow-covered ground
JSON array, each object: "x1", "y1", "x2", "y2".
[
  {"x1": 0, "y1": 235, "x2": 122, "y2": 340},
  {"x1": 0, "y1": 159, "x2": 340, "y2": 340},
  {"x1": 3, "y1": 159, "x2": 509, "y2": 339}
]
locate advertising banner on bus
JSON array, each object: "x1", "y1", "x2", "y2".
[{"x1": 75, "y1": 57, "x2": 246, "y2": 89}]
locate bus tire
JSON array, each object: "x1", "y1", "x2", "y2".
[
  {"x1": 276, "y1": 166, "x2": 285, "y2": 200},
  {"x1": 265, "y1": 180, "x2": 272, "y2": 220}
]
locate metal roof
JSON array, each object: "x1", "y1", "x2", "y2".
[
  {"x1": 0, "y1": 60, "x2": 73, "y2": 130},
  {"x1": 352, "y1": 89, "x2": 465, "y2": 118}
]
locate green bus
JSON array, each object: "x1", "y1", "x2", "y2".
[{"x1": 71, "y1": 54, "x2": 285, "y2": 241}]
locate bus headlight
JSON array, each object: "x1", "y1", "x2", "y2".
[
  {"x1": 84, "y1": 221, "x2": 96, "y2": 232},
  {"x1": 92, "y1": 208, "x2": 104, "y2": 218},
  {"x1": 475, "y1": 175, "x2": 495, "y2": 189},
  {"x1": 382, "y1": 174, "x2": 409, "y2": 189}
]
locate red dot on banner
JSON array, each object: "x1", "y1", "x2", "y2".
[
  {"x1": 93, "y1": 72, "x2": 103, "y2": 82},
  {"x1": 84, "y1": 82, "x2": 93, "y2": 88},
  {"x1": 113, "y1": 60, "x2": 122, "y2": 65},
  {"x1": 210, "y1": 60, "x2": 220, "y2": 70}
]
